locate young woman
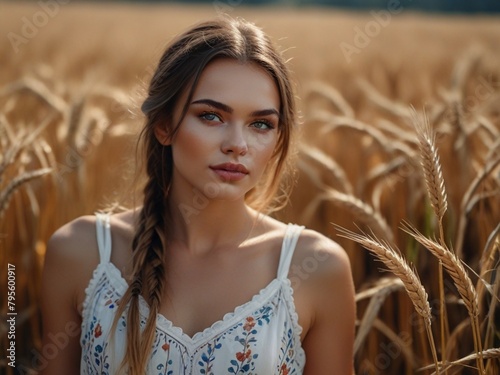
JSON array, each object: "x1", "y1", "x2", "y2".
[{"x1": 41, "y1": 17, "x2": 355, "y2": 374}]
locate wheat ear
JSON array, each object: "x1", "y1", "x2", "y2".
[
  {"x1": 477, "y1": 224, "x2": 500, "y2": 304},
  {"x1": 336, "y1": 226, "x2": 439, "y2": 374},
  {"x1": 479, "y1": 224, "x2": 500, "y2": 355},
  {"x1": 411, "y1": 108, "x2": 448, "y2": 226},
  {"x1": 402, "y1": 223, "x2": 485, "y2": 374},
  {"x1": 0, "y1": 168, "x2": 52, "y2": 216}
]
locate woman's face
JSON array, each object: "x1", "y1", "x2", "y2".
[{"x1": 159, "y1": 58, "x2": 281, "y2": 203}]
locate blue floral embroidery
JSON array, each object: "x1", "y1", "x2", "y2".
[{"x1": 81, "y1": 270, "x2": 304, "y2": 374}]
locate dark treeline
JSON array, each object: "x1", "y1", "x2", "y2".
[{"x1": 121, "y1": 0, "x2": 500, "y2": 14}]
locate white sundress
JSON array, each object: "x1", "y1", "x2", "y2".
[{"x1": 80, "y1": 213, "x2": 306, "y2": 374}]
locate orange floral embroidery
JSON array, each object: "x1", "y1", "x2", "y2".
[
  {"x1": 243, "y1": 316, "x2": 255, "y2": 332},
  {"x1": 280, "y1": 363, "x2": 290, "y2": 375},
  {"x1": 236, "y1": 349, "x2": 252, "y2": 362},
  {"x1": 94, "y1": 323, "x2": 102, "y2": 338},
  {"x1": 162, "y1": 343, "x2": 170, "y2": 351}
]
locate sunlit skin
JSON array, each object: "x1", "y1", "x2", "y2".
[
  {"x1": 40, "y1": 59, "x2": 356, "y2": 375},
  {"x1": 156, "y1": 58, "x2": 280, "y2": 225}
]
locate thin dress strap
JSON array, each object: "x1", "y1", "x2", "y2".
[
  {"x1": 277, "y1": 224, "x2": 305, "y2": 280},
  {"x1": 95, "y1": 212, "x2": 112, "y2": 264}
]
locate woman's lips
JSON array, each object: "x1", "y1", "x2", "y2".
[{"x1": 209, "y1": 163, "x2": 249, "y2": 182}]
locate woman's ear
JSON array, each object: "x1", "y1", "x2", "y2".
[{"x1": 153, "y1": 122, "x2": 172, "y2": 146}]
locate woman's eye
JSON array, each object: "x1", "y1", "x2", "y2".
[
  {"x1": 252, "y1": 121, "x2": 274, "y2": 131},
  {"x1": 200, "y1": 112, "x2": 222, "y2": 123}
]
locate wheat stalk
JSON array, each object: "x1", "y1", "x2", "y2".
[
  {"x1": 355, "y1": 277, "x2": 404, "y2": 302},
  {"x1": 66, "y1": 95, "x2": 86, "y2": 148},
  {"x1": 375, "y1": 119, "x2": 419, "y2": 144},
  {"x1": 372, "y1": 318, "x2": 417, "y2": 368},
  {"x1": 336, "y1": 226, "x2": 440, "y2": 373},
  {"x1": 476, "y1": 116, "x2": 499, "y2": 139},
  {"x1": 0, "y1": 77, "x2": 67, "y2": 113},
  {"x1": 456, "y1": 153, "x2": 500, "y2": 257},
  {"x1": 354, "y1": 278, "x2": 404, "y2": 354},
  {"x1": 305, "y1": 81, "x2": 355, "y2": 118},
  {"x1": 478, "y1": 223, "x2": 500, "y2": 286},
  {"x1": 323, "y1": 189, "x2": 394, "y2": 242},
  {"x1": 318, "y1": 116, "x2": 416, "y2": 158},
  {"x1": 449, "y1": 46, "x2": 483, "y2": 96},
  {"x1": 402, "y1": 223, "x2": 485, "y2": 374},
  {"x1": 478, "y1": 224, "x2": 500, "y2": 353},
  {"x1": 0, "y1": 113, "x2": 57, "y2": 178},
  {"x1": 0, "y1": 168, "x2": 52, "y2": 217},
  {"x1": 418, "y1": 348, "x2": 500, "y2": 375},
  {"x1": 412, "y1": 107, "x2": 451, "y2": 369},
  {"x1": 299, "y1": 145, "x2": 354, "y2": 194},
  {"x1": 356, "y1": 78, "x2": 413, "y2": 120}
]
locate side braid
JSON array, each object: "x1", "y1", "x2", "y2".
[
  {"x1": 135, "y1": 176, "x2": 167, "y2": 370},
  {"x1": 111, "y1": 141, "x2": 171, "y2": 374}
]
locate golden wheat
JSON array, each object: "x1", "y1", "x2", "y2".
[
  {"x1": 303, "y1": 188, "x2": 394, "y2": 242},
  {"x1": 336, "y1": 226, "x2": 440, "y2": 373},
  {"x1": 0, "y1": 168, "x2": 52, "y2": 216},
  {"x1": 456, "y1": 153, "x2": 500, "y2": 256},
  {"x1": 412, "y1": 109, "x2": 448, "y2": 223},
  {"x1": 354, "y1": 278, "x2": 405, "y2": 354},
  {"x1": 402, "y1": 223, "x2": 485, "y2": 373},
  {"x1": 299, "y1": 145, "x2": 354, "y2": 194},
  {"x1": 1, "y1": 3, "x2": 499, "y2": 374}
]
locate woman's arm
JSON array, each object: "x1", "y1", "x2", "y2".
[
  {"x1": 39, "y1": 218, "x2": 96, "y2": 374},
  {"x1": 301, "y1": 235, "x2": 356, "y2": 375}
]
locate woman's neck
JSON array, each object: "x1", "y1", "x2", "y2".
[{"x1": 166, "y1": 188, "x2": 259, "y2": 255}]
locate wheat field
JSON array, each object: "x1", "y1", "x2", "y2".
[{"x1": 0, "y1": 2, "x2": 499, "y2": 374}]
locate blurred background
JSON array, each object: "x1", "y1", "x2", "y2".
[{"x1": 1, "y1": 0, "x2": 499, "y2": 374}]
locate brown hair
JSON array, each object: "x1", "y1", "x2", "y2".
[{"x1": 112, "y1": 16, "x2": 297, "y2": 374}]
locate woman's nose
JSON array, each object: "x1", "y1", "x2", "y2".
[{"x1": 221, "y1": 125, "x2": 248, "y2": 155}]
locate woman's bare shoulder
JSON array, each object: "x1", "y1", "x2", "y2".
[
  {"x1": 46, "y1": 215, "x2": 100, "y2": 263},
  {"x1": 47, "y1": 215, "x2": 97, "y2": 255},
  {"x1": 47, "y1": 209, "x2": 137, "y2": 261},
  {"x1": 298, "y1": 229, "x2": 348, "y2": 263},
  {"x1": 292, "y1": 227, "x2": 352, "y2": 289},
  {"x1": 43, "y1": 215, "x2": 103, "y2": 313}
]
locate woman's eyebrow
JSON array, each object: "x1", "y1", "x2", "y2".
[
  {"x1": 191, "y1": 99, "x2": 233, "y2": 113},
  {"x1": 191, "y1": 99, "x2": 279, "y2": 118},
  {"x1": 249, "y1": 109, "x2": 280, "y2": 118}
]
